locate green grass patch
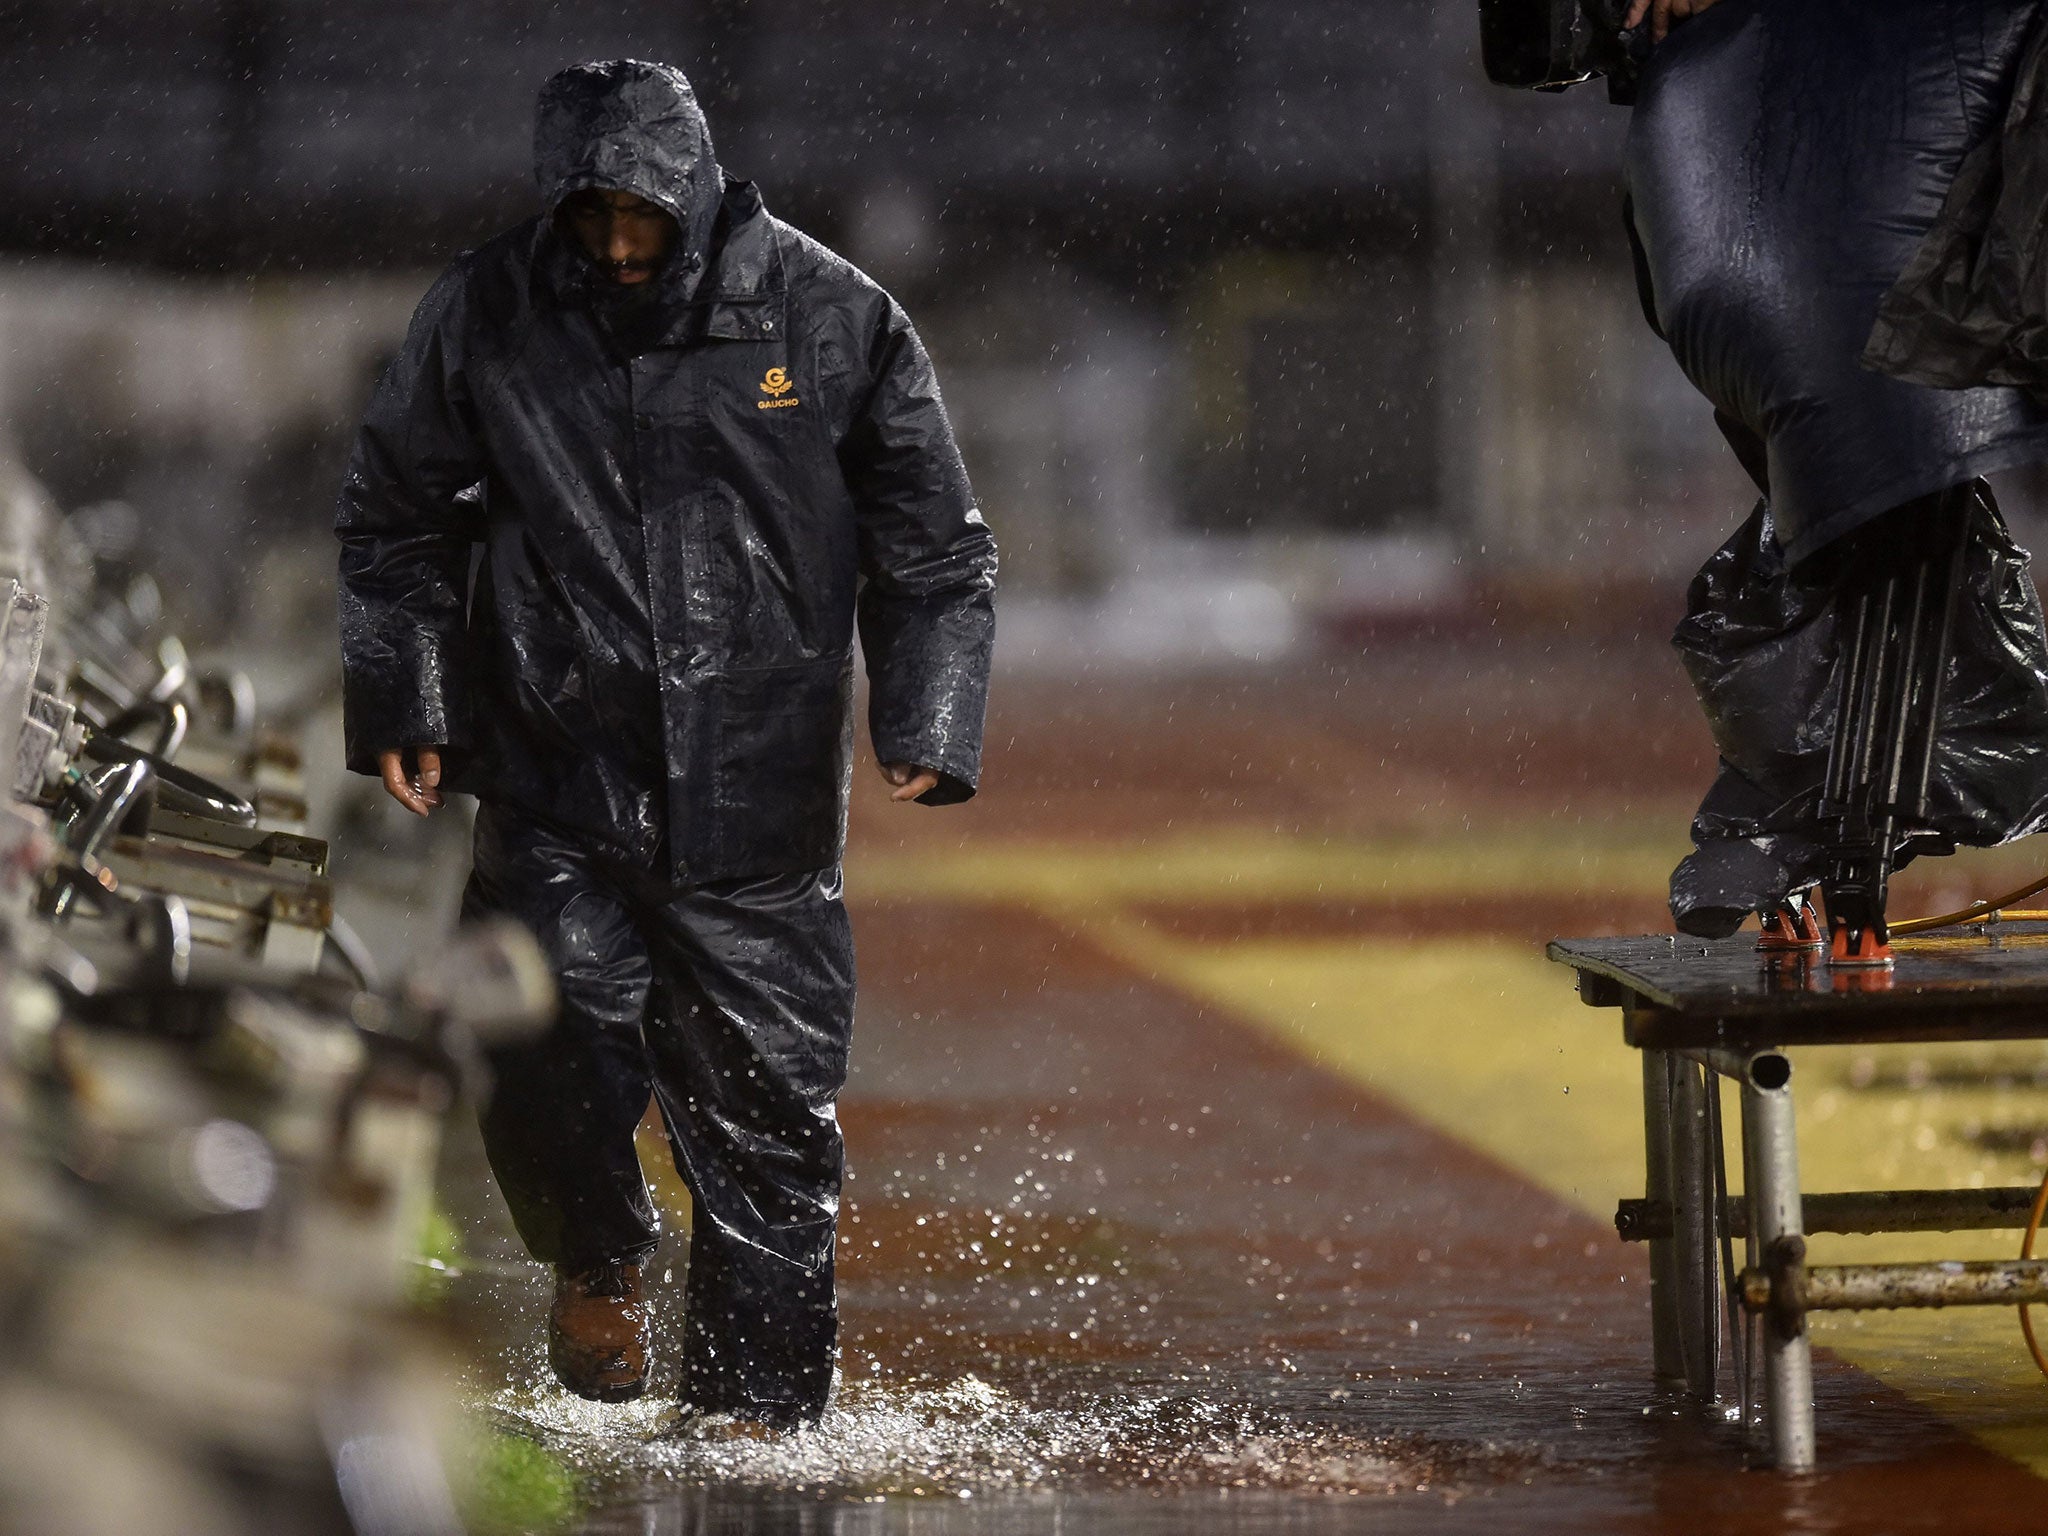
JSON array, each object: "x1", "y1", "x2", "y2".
[
  {"x1": 409, "y1": 1204, "x2": 465, "y2": 1306},
  {"x1": 455, "y1": 1430, "x2": 579, "y2": 1535}
]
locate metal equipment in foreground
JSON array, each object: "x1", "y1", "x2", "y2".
[
  {"x1": 0, "y1": 502, "x2": 342, "y2": 975},
  {"x1": 1549, "y1": 928, "x2": 2048, "y2": 1473},
  {"x1": 0, "y1": 473, "x2": 555, "y2": 1534},
  {"x1": 0, "y1": 896, "x2": 555, "y2": 1536}
]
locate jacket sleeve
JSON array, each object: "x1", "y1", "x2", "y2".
[
  {"x1": 842, "y1": 298, "x2": 998, "y2": 805},
  {"x1": 334, "y1": 263, "x2": 488, "y2": 777}
]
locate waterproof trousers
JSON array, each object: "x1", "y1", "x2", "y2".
[{"x1": 462, "y1": 802, "x2": 854, "y2": 1422}]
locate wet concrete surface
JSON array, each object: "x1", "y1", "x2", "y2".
[{"x1": 431, "y1": 639, "x2": 2048, "y2": 1532}]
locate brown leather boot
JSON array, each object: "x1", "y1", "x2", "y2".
[{"x1": 548, "y1": 1259, "x2": 650, "y2": 1402}]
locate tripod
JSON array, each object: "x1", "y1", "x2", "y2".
[{"x1": 1811, "y1": 488, "x2": 1972, "y2": 966}]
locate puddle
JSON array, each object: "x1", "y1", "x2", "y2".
[{"x1": 484, "y1": 1369, "x2": 1540, "y2": 1502}]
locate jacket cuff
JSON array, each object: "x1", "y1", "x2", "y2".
[
  {"x1": 341, "y1": 648, "x2": 467, "y2": 775},
  {"x1": 916, "y1": 768, "x2": 976, "y2": 806}
]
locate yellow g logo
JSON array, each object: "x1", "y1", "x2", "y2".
[{"x1": 756, "y1": 366, "x2": 800, "y2": 411}]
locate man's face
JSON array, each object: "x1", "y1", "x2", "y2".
[{"x1": 558, "y1": 188, "x2": 677, "y2": 286}]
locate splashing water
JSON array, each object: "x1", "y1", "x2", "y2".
[{"x1": 483, "y1": 1369, "x2": 1533, "y2": 1501}]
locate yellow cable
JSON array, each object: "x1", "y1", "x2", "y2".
[
  {"x1": 1889, "y1": 873, "x2": 2048, "y2": 935},
  {"x1": 2023, "y1": 1165, "x2": 2048, "y2": 1383}
]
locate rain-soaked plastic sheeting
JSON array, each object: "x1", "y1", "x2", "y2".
[
  {"x1": 1623, "y1": 0, "x2": 2048, "y2": 569},
  {"x1": 1668, "y1": 485, "x2": 2048, "y2": 937},
  {"x1": 1866, "y1": 16, "x2": 2048, "y2": 397},
  {"x1": 463, "y1": 801, "x2": 852, "y2": 1425}
]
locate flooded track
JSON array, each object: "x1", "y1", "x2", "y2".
[{"x1": 433, "y1": 649, "x2": 2048, "y2": 1533}]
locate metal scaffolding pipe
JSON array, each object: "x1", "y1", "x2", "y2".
[
  {"x1": 1616, "y1": 1185, "x2": 2047, "y2": 1243},
  {"x1": 1743, "y1": 1060, "x2": 1814, "y2": 1472},
  {"x1": 1796, "y1": 1260, "x2": 2048, "y2": 1312},
  {"x1": 1641, "y1": 1050, "x2": 1684, "y2": 1385},
  {"x1": 1670, "y1": 1056, "x2": 1720, "y2": 1400}
]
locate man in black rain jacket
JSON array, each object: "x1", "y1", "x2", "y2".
[{"x1": 335, "y1": 59, "x2": 996, "y2": 1427}]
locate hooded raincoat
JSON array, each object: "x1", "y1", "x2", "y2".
[
  {"x1": 335, "y1": 60, "x2": 996, "y2": 1422},
  {"x1": 337, "y1": 60, "x2": 996, "y2": 883}
]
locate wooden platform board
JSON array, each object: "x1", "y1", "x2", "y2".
[{"x1": 1547, "y1": 923, "x2": 2048, "y2": 1049}]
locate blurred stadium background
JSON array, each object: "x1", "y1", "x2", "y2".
[{"x1": 0, "y1": 0, "x2": 1782, "y2": 669}]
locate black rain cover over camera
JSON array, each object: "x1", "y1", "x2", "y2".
[
  {"x1": 1866, "y1": 17, "x2": 2048, "y2": 398},
  {"x1": 1478, "y1": 0, "x2": 1643, "y2": 97},
  {"x1": 1669, "y1": 485, "x2": 2048, "y2": 935}
]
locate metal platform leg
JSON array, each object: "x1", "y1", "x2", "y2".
[
  {"x1": 1643, "y1": 1050, "x2": 1684, "y2": 1385},
  {"x1": 1670, "y1": 1057, "x2": 1721, "y2": 1401},
  {"x1": 1742, "y1": 1051, "x2": 1814, "y2": 1472}
]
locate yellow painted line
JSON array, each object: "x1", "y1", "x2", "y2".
[
  {"x1": 854, "y1": 824, "x2": 1684, "y2": 907},
  {"x1": 866, "y1": 826, "x2": 2048, "y2": 1477},
  {"x1": 1110, "y1": 930, "x2": 1646, "y2": 1214}
]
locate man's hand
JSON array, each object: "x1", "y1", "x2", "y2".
[
  {"x1": 378, "y1": 745, "x2": 445, "y2": 817},
  {"x1": 1625, "y1": 0, "x2": 1720, "y2": 45},
  {"x1": 879, "y1": 761, "x2": 941, "y2": 803}
]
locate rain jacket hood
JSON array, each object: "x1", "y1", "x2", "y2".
[{"x1": 534, "y1": 59, "x2": 723, "y2": 298}]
